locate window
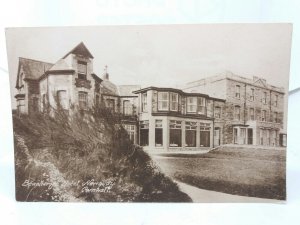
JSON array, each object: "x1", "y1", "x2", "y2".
[
  {"x1": 17, "y1": 99, "x2": 25, "y2": 114},
  {"x1": 261, "y1": 110, "x2": 266, "y2": 121},
  {"x1": 200, "y1": 123, "x2": 211, "y2": 147},
  {"x1": 106, "y1": 99, "x2": 115, "y2": 112},
  {"x1": 170, "y1": 93, "x2": 178, "y2": 111},
  {"x1": 186, "y1": 121, "x2": 197, "y2": 147},
  {"x1": 123, "y1": 100, "x2": 132, "y2": 115},
  {"x1": 158, "y1": 92, "x2": 169, "y2": 111},
  {"x1": 142, "y1": 93, "x2": 147, "y2": 112},
  {"x1": 250, "y1": 88, "x2": 254, "y2": 101},
  {"x1": 155, "y1": 120, "x2": 163, "y2": 147},
  {"x1": 250, "y1": 108, "x2": 255, "y2": 120},
  {"x1": 234, "y1": 106, "x2": 241, "y2": 120},
  {"x1": 235, "y1": 85, "x2": 240, "y2": 98},
  {"x1": 169, "y1": 120, "x2": 182, "y2": 147},
  {"x1": 262, "y1": 92, "x2": 267, "y2": 104},
  {"x1": 214, "y1": 106, "x2": 221, "y2": 118},
  {"x1": 78, "y1": 91, "x2": 88, "y2": 109},
  {"x1": 140, "y1": 121, "x2": 149, "y2": 146},
  {"x1": 57, "y1": 90, "x2": 68, "y2": 109},
  {"x1": 274, "y1": 112, "x2": 278, "y2": 123},
  {"x1": 187, "y1": 97, "x2": 197, "y2": 113},
  {"x1": 124, "y1": 124, "x2": 135, "y2": 143},
  {"x1": 42, "y1": 94, "x2": 47, "y2": 112},
  {"x1": 78, "y1": 61, "x2": 87, "y2": 80},
  {"x1": 274, "y1": 95, "x2": 278, "y2": 107},
  {"x1": 197, "y1": 97, "x2": 206, "y2": 115}
]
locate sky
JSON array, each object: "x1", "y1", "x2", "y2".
[{"x1": 6, "y1": 24, "x2": 292, "y2": 108}]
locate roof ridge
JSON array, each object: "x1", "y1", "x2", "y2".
[{"x1": 19, "y1": 57, "x2": 54, "y2": 65}]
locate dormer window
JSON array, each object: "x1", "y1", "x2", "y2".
[{"x1": 77, "y1": 61, "x2": 87, "y2": 80}]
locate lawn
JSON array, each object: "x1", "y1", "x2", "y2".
[{"x1": 153, "y1": 147, "x2": 286, "y2": 200}]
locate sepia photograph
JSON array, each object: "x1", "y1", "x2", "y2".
[{"x1": 5, "y1": 24, "x2": 292, "y2": 202}]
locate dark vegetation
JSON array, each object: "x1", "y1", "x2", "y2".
[
  {"x1": 13, "y1": 105, "x2": 191, "y2": 202},
  {"x1": 155, "y1": 148, "x2": 286, "y2": 200}
]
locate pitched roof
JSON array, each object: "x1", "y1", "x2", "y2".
[
  {"x1": 16, "y1": 57, "x2": 53, "y2": 88},
  {"x1": 48, "y1": 58, "x2": 73, "y2": 72},
  {"x1": 101, "y1": 79, "x2": 119, "y2": 96},
  {"x1": 118, "y1": 85, "x2": 141, "y2": 96},
  {"x1": 62, "y1": 42, "x2": 94, "y2": 59}
]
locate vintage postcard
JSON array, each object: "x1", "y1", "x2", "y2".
[{"x1": 5, "y1": 24, "x2": 292, "y2": 202}]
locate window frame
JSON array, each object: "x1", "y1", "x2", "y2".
[
  {"x1": 263, "y1": 92, "x2": 267, "y2": 104},
  {"x1": 250, "y1": 88, "x2": 255, "y2": 101},
  {"x1": 186, "y1": 97, "x2": 197, "y2": 113},
  {"x1": 261, "y1": 110, "x2": 267, "y2": 122},
  {"x1": 250, "y1": 107, "x2": 255, "y2": 121},
  {"x1": 141, "y1": 92, "x2": 147, "y2": 112},
  {"x1": 274, "y1": 95, "x2": 278, "y2": 107},
  {"x1": 169, "y1": 120, "x2": 182, "y2": 147},
  {"x1": 78, "y1": 91, "x2": 88, "y2": 109},
  {"x1": 170, "y1": 92, "x2": 179, "y2": 111},
  {"x1": 123, "y1": 100, "x2": 132, "y2": 115},
  {"x1": 185, "y1": 121, "x2": 197, "y2": 147},
  {"x1": 77, "y1": 60, "x2": 87, "y2": 80},
  {"x1": 214, "y1": 106, "x2": 221, "y2": 118},
  {"x1": 158, "y1": 92, "x2": 169, "y2": 111},
  {"x1": 235, "y1": 85, "x2": 240, "y2": 99},
  {"x1": 234, "y1": 105, "x2": 241, "y2": 120}
]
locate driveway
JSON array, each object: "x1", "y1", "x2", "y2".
[{"x1": 176, "y1": 181, "x2": 282, "y2": 203}]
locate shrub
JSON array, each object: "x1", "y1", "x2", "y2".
[{"x1": 13, "y1": 106, "x2": 191, "y2": 202}]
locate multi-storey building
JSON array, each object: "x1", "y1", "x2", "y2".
[
  {"x1": 14, "y1": 42, "x2": 139, "y2": 143},
  {"x1": 133, "y1": 87, "x2": 225, "y2": 151},
  {"x1": 183, "y1": 72, "x2": 286, "y2": 147},
  {"x1": 14, "y1": 43, "x2": 286, "y2": 151}
]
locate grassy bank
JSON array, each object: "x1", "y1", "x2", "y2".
[
  {"x1": 13, "y1": 107, "x2": 191, "y2": 202},
  {"x1": 154, "y1": 148, "x2": 286, "y2": 200}
]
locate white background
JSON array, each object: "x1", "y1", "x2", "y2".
[{"x1": 0, "y1": 1, "x2": 300, "y2": 225}]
